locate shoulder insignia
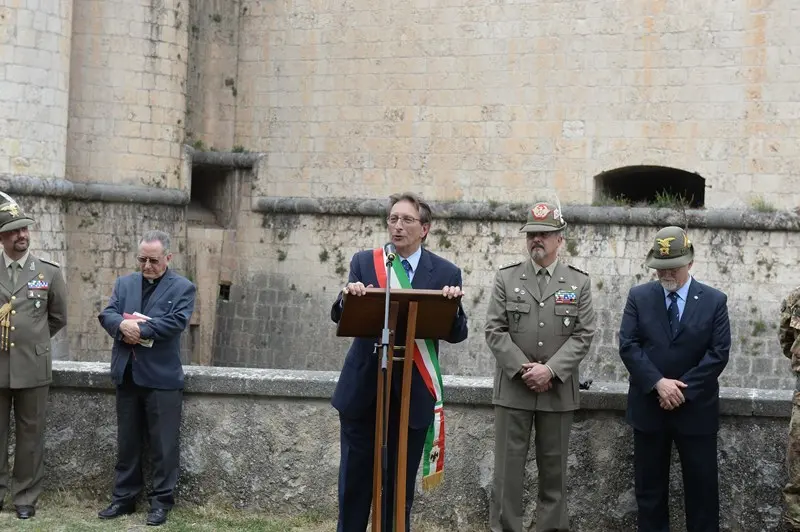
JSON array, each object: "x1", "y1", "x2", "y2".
[
  {"x1": 38, "y1": 257, "x2": 60, "y2": 268},
  {"x1": 567, "y1": 264, "x2": 589, "y2": 276},
  {"x1": 499, "y1": 260, "x2": 522, "y2": 270}
]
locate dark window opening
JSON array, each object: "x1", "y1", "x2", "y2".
[
  {"x1": 189, "y1": 166, "x2": 238, "y2": 228},
  {"x1": 218, "y1": 283, "x2": 231, "y2": 301},
  {"x1": 594, "y1": 165, "x2": 705, "y2": 208}
]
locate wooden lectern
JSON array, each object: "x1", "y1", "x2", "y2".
[{"x1": 337, "y1": 287, "x2": 460, "y2": 532}]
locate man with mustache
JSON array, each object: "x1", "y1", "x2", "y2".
[
  {"x1": 485, "y1": 200, "x2": 595, "y2": 532},
  {"x1": 619, "y1": 226, "x2": 730, "y2": 532},
  {"x1": 0, "y1": 193, "x2": 67, "y2": 519}
]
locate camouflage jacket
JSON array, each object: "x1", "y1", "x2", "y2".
[{"x1": 780, "y1": 287, "x2": 800, "y2": 374}]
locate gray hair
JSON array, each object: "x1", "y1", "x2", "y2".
[{"x1": 140, "y1": 230, "x2": 171, "y2": 254}]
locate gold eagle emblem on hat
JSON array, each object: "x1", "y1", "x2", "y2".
[
  {"x1": 656, "y1": 237, "x2": 675, "y2": 256},
  {"x1": 0, "y1": 202, "x2": 19, "y2": 218},
  {"x1": 0, "y1": 192, "x2": 20, "y2": 218}
]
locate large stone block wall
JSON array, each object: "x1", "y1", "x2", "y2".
[
  {"x1": 213, "y1": 193, "x2": 799, "y2": 390},
  {"x1": 186, "y1": 0, "x2": 241, "y2": 151},
  {"x1": 62, "y1": 202, "x2": 188, "y2": 362},
  {"x1": 66, "y1": 0, "x2": 189, "y2": 189},
  {"x1": 233, "y1": 0, "x2": 800, "y2": 208},
  {"x1": 0, "y1": 0, "x2": 72, "y2": 179},
  {"x1": 40, "y1": 362, "x2": 790, "y2": 531}
]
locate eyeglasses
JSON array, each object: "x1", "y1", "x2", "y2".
[
  {"x1": 136, "y1": 256, "x2": 163, "y2": 265},
  {"x1": 386, "y1": 215, "x2": 421, "y2": 226}
]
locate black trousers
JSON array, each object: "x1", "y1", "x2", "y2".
[
  {"x1": 336, "y1": 397, "x2": 428, "y2": 532},
  {"x1": 112, "y1": 366, "x2": 183, "y2": 510},
  {"x1": 633, "y1": 429, "x2": 719, "y2": 532}
]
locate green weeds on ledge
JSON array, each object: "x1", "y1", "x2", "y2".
[{"x1": 750, "y1": 196, "x2": 777, "y2": 213}]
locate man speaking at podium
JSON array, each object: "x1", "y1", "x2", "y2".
[{"x1": 331, "y1": 192, "x2": 468, "y2": 531}]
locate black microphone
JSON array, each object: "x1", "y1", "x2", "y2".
[{"x1": 384, "y1": 242, "x2": 397, "y2": 262}]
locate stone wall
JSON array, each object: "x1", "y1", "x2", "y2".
[
  {"x1": 39, "y1": 362, "x2": 790, "y2": 531},
  {"x1": 11, "y1": 194, "x2": 188, "y2": 362},
  {"x1": 186, "y1": 0, "x2": 241, "y2": 151},
  {"x1": 63, "y1": 201, "x2": 188, "y2": 362},
  {"x1": 66, "y1": 0, "x2": 188, "y2": 189},
  {"x1": 212, "y1": 189, "x2": 800, "y2": 390},
  {"x1": 0, "y1": 0, "x2": 72, "y2": 179},
  {"x1": 232, "y1": 0, "x2": 800, "y2": 209}
]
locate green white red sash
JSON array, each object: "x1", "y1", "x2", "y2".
[{"x1": 372, "y1": 248, "x2": 445, "y2": 490}]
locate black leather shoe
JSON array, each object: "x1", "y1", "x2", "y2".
[
  {"x1": 146, "y1": 508, "x2": 168, "y2": 526},
  {"x1": 15, "y1": 505, "x2": 34, "y2": 519},
  {"x1": 98, "y1": 502, "x2": 135, "y2": 519}
]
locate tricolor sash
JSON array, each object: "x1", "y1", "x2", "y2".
[{"x1": 372, "y1": 248, "x2": 446, "y2": 490}]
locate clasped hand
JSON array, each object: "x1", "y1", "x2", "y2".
[
  {"x1": 342, "y1": 282, "x2": 464, "y2": 299},
  {"x1": 522, "y1": 362, "x2": 552, "y2": 393},
  {"x1": 655, "y1": 378, "x2": 688, "y2": 410},
  {"x1": 120, "y1": 318, "x2": 146, "y2": 345}
]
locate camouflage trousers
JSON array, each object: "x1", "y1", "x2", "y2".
[{"x1": 785, "y1": 392, "x2": 800, "y2": 529}]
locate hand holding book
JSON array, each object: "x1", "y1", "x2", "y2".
[{"x1": 122, "y1": 312, "x2": 154, "y2": 348}]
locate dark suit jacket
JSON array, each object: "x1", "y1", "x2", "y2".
[
  {"x1": 98, "y1": 268, "x2": 196, "y2": 390},
  {"x1": 331, "y1": 248, "x2": 468, "y2": 429},
  {"x1": 618, "y1": 279, "x2": 730, "y2": 435}
]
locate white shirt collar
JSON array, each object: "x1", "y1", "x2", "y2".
[{"x1": 399, "y1": 246, "x2": 423, "y2": 273}]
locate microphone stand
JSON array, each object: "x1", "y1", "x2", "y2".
[{"x1": 378, "y1": 250, "x2": 394, "y2": 530}]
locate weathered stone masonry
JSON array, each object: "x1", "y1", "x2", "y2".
[{"x1": 34, "y1": 362, "x2": 791, "y2": 531}]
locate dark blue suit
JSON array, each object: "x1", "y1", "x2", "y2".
[
  {"x1": 331, "y1": 248, "x2": 468, "y2": 532},
  {"x1": 619, "y1": 278, "x2": 730, "y2": 532},
  {"x1": 98, "y1": 268, "x2": 196, "y2": 510}
]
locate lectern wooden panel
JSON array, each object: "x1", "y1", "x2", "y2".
[
  {"x1": 335, "y1": 287, "x2": 461, "y2": 532},
  {"x1": 336, "y1": 288, "x2": 458, "y2": 340}
]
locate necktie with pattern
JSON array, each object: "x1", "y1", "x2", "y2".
[
  {"x1": 667, "y1": 292, "x2": 680, "y2": 337},
  {"x1": 401, "y1": 259, "x2": 412, "y2": 280}
]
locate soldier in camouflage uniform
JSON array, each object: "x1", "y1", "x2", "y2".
[
  {"x1": 0, "y1": 193, "x2": 67, "y2": 519},
  {"x1": 780, "y1": 287, "x2": 800, "y2": 530}
]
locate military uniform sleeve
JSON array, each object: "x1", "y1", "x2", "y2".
[
  {"x1": 485, "y1": 269, "x2": 529, "y2": 380},
  {"x1": 780, "y1": 295, "x2": 798, "y2": 359},
  {"x1": 546, "y1": 273, "x2": 596, "y2": 380},
  {"x1": 47, "y1": 265, "x2": 67, "y2": 337}
]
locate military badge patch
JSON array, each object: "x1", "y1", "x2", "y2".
[
  {"x1": 531, "y1": 203, "x2": 551, "y2": 219},
  {"x1": 554, "y1": 290, "x2": 577, "y2": 304},
  {"x1": 27, "y1": 280, "x2": 49, "y2": 290}
]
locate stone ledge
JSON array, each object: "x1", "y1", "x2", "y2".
[
  {"x1": 251, "y1": 196, "x2": 800, "y2": 231},
  {"x1": 1, "y1": 175, "x2": 189, "y2": 206},
  {"x1": 52, "y1": 361, "x2": 792, "y2": 418},
  {"x1": 190, "y1": 150, "x2": 263, "y2": 168}
]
